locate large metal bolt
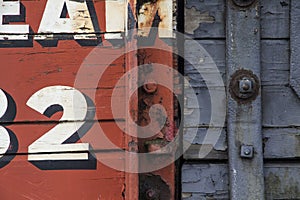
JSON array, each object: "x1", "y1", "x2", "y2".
[
  {"x1": 229, "y1": 69, "x2": 260, "y2": 103},
  {"x1": 239, "y1": 77, "x2": 253, "y2": 94},
  {"x1": 232, "y1": 0, "x2": 256, "y2": 7},
  {"x1": 143, "y1": 79, "x2": 157, "y2": 94}
]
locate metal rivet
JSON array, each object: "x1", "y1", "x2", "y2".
[{"x1": 143, "y1": 79, "x2": 157, "y2": 94}]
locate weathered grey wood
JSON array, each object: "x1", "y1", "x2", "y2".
[
  {"x1": 263, "y1": 86, "x2": 300, "y2": 126},
  {"x1": 183, "y1": 128, "x2": 227, "y2": 160},
  {"x1": 184, "y1": 145, "x2": 227, "y2": 160},
  {"x1": 185, "y1": 0, "x2": 225, "y2": 38},
  {"x1": 264, "y1": 128, "x2": 300, "y2": 158},
  {"x1": 185, "y1": 39, "x2": 289, "y2": 88},
  {"x1": 185, "y1": 40, "x2": 225, "y2": 88},
  {"x1": 182, "y1": 163, "x2": 300, "y2": 199},
  {"x1": 265, "y1": 163, "x2": 300, "y2": 199},
  {"x1": 185, "y1": 0, "x2": 289, "y2": 39},
  {"x1": 226, "y1": 1, "x2": 264, "y2": 199},
  {"x1": 181, "y1": 164, "x2": 229, "y2": 199},
  {"x1": 290, "y1": 0, "x2": 300, "y2": 98},
  {"x1": 261, "y1": 0, "x2": 290, "y2": 39},
  {"x1": 261, "y1": 40, "x2": 289, "y2": 86},
  {"x1": 184, "y1": 87, "x2": 225, "y2": 127}
]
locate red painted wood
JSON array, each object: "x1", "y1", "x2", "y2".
[
  {"x1": 0, "y1": 40, "x2": 126, "y2": 122},
  {"x1": 0, "y1": 1, "x2": 137, "y2": 199},
  {"x1": 0, "y1": 153, "x2": 125, "y2": 200}
]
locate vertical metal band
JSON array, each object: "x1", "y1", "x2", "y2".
[{"x1": 226, "y1": 1, "x2": 265, "y2": 199}]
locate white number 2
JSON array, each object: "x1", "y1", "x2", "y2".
[{"x1": 26, "y1": 86, "x2": 91, "y2": 161}]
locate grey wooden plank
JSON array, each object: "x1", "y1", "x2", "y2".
[
  {"x1": 184, "y1": 145, "x2": 227, "y2": 160},
  {"x1": 290, "y1": 0, "x2": 300, "y2": 98},
  {"x1": 182, "y1": 163, "x2": 300, "y2": 199},
  {"x1": 264, "y1": 128, "x2": 300, "y2": 159},
  {"x1": 263, "y1": 86, "x2": 300, "y2": 126},
  {"x1": 185, "y1": 0, "x2": 225, "y2": 38},
  {"x1": 261, "y1": 0, "x2": 290, "y2": 39},
  {"x1": 183, "y1": 128, "x2": 227, "y2": 160},
  {"x1": 181, "y1": 164, "x2": 229, "y2": 197},
  {"x1": 185, "y1": 0, "x2": 290, "y2": 39},
  {"x1": 184, "y1": 87, "x2": 226, "y2": 127},
  {"x1": 265, "y1": 163, "x2": 300, "y2": 199},
  {"x1": 185, "y1": 40, "x2": 225, "y2": 88},
  {"x1": 261, "y1": 40, "x2": 290, "y2": 86}
]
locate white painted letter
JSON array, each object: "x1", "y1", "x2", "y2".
[
  {"x1": 36, "y1": 0, "x2": 96, "y2": 40},
  {"x1": 0, "y1": 0, "x2": 29, "y2": 40},
  {"x1": 105, "y1": 0, "x2": 127, "y2": 39}
]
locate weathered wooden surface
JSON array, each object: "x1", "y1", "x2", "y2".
[
  {"x1": 0, "y1": 44, "x2": 127, "y2": 121},
  {"x1": 264, "y1": 128, "x2": 300, "y2": 159},
  {"x1": 181, "y1": 164, "x2": 229, "y2": 199},
  {"x1": 0, "y1": 0, "x2": 137, "y2": 199},
  {"x1": 183, "y1": 0, "x2": 300, "y2": 199},
  {"x1": 185, "y1": 0, "x2": 290, "y2": 39},
  {"x1": 261, "y1": 0, "x2": 290, "y2": 39},
  {"x1": 185, "y1": 0, "x2": 224, "y2": 38},
  {"x1": 182, "y1": 163, "x2": 300, "y2": 199},
  {"x1": 183, "y1": 38, "x2": 299, "y2": 159},
  {"x1": 290, "y1": 0, "x2": 300, "y2": 98},
  {"x1": 0, "y1": 152, "x2": 126, "y2": 200}
]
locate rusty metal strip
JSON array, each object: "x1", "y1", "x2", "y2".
[
  {"x1": 290, "y1": 0, "x2": 300, "y2": 98},
  {"x1": 125, "y1": 1, "x2": 139, "y2": 200},
  {"x1": 226, "y1": 0, "x2": 264, "y2": 199}
]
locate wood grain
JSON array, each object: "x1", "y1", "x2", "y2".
[{"x1": 185, "y1": 0, "x2": 290, "y2": 39}]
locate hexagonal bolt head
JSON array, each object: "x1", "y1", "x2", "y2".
[{"x1": 239, "y1": 78, "x2": 253, "y2": 94}]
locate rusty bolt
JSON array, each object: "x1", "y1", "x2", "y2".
[
  {"x1": 229, "y1": 69, "x2": 260, "y2": 103},
  {"x1": 239, "y1": 77, "x2": 253, "y2": 94},
  {"x1": 232, "y1": 0, "x2": 256, "y2": 7},
  {"x1": 143, "y1": 79, "x2": 157, "y2": 94}
]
